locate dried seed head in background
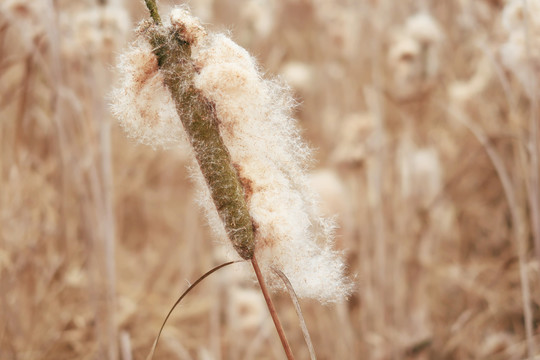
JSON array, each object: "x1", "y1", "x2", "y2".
[
  {"x1": 398, "y1": 143, "x2": 442, "y2": 209},
  {"x1": 388, "y1": 12, "x2": 444, "y2": 98},
  {"x1": 110, "y1": 41, "x2": 186, "y2": 149},
  {"x1": 500, "y1": 0, "x2": 540, "y2": 95}
]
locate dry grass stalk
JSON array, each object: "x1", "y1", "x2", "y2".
[{"x1": 445, "y1": 105, "x2": 535, "y2": 358}]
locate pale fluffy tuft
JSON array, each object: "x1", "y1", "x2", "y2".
[
  {"x1": 170, "y1": 6, "x2": 207, "y2": 46},
  {"x1": 110, "y1": 41, "x2": 185, "y2": 149},
  {"x1": 192, "y1": 34, "x2": 351, "y2": 302}
]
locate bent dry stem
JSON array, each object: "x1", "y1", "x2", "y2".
[
  {"x1": 146, "y1": 260, "x2": 241, "y2": 360},
  {"x1": 141, "y1": 1, "x2": 295, "y2": 358}
]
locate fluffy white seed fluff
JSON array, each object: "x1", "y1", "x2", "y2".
[
  {"x1": 110, "y1": 41, "x2": 185, "y2": 148},
  {"x1": 170, "y1": 7, "x2": 206, "y2": 45},
  {"x1": 184, "y1": 20, "x2": 350, "y2": 302}
]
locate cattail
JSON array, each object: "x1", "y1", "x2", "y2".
[
  {"x1": 312, "y1": 0, "x2": 358, "y2": 58},
  {"x1": 388, "y1": 12, "x2": 444, "y2": 98},
  {"x1": 500, "y1": 0, "x2": 540, "y2": 95},
  {"x1": 241, "y1": 0, "x2": 276, "y2": 40},
  {"x1": 191, "y1": 0, "x2": 214, "y2": 23},
  {"x1": 111, "y1": 6, "x2": 350, "y2": 302}
]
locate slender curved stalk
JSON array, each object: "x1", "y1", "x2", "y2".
[
  {"x1": 444, "y1": 105, "x2": 535, "y2": 358},
  {"x1": 144, "y1": 0, "x2": 161, "y2": 25},
  {"x1": 146, "y1": 260, "x2": 242, "y2": 360}
]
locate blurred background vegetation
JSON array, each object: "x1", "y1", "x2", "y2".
[{"x1": 1, "y1": 0, "x2": 539, "y2": 359}]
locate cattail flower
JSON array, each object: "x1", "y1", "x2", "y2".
[
  {"x1": 73, "y1": 6, "x2": 130, "y2": 56},
  {"x1": 499, "y1": 0, "x2": 540, "y2": 95},
  {"x1": 502, "y1": 0, "x2": 540, "y2": 32},
  {"x1": 308, "y1": 169, "x2": 348, "y2": 220},
  {"x1": 111, "y1": 6, "x2": 350, "y2": 303},
  {"x1": 388, "y1": 35, "x2": 423, "y2": 98},
  {"x1": 388, "y1": 12, "x2": 444, "y2": 98},
  {"x1": 241, "y1": 0, "x2": 276, "y2": 40},
  {"x1": 404, "y1": 12, "x2": 444, "y2": 48}
]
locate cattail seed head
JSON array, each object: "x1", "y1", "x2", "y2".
[
  {"x1": 191, "y1": 26, "x2": 350, "y2": 302},
  {"x1": 111, "y1": 6, "x2": 351, "y2": 302},
  {"x1": 388, "y1": 12, "x2": 444, "y2": 98},
  {"x1": 499, "y1": 0, "x2": 540, "y2": 95}
]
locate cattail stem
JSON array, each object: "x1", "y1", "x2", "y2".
[
  {"x1": 252, "y1": 256, "x2": 295, "y2": 360},
  {"x1": 144, "y1": 0, "x2": 161, "y2": 25}
]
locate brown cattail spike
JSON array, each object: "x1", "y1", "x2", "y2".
[{"x1": 140, "y1": 22, "x2": 255, "y2": 260}]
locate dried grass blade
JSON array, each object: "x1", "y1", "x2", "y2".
[
  {"x1": 273, "y1": 268, "x2": 317, "y2": 360},
  {"x1": 146, "y1": 260, "x2": 243, "y2": 360}
]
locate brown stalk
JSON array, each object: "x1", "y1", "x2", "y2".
[{"x1": 252, "y1": 256, "x2": 295, "y2": 360}]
